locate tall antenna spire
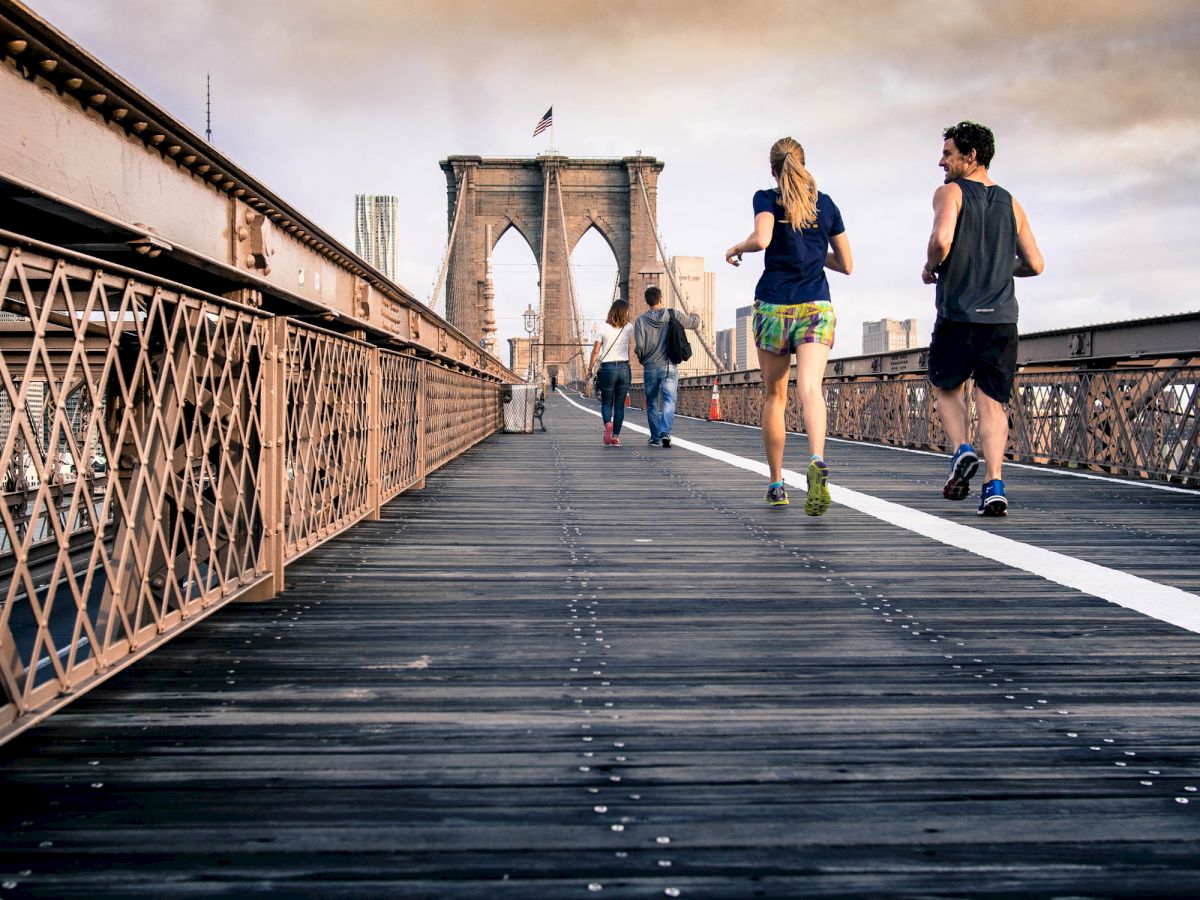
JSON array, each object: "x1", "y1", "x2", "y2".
[{"x1": 205, "y1": 72, "x2": 212, "y2": 143}]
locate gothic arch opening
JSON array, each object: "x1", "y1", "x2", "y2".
[
  {"x1": 490, "y1": 225, "x2": 540, "y2": 379},
  {"x1": 571, "y1": 226, "x2": 620, "y2": 356}
]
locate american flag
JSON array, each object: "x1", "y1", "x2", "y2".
[{"x1": 532, "y1": 107, "x2": 553, "y2": 137}]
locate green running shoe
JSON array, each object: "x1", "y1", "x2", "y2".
[{"x1": 805, "y1": 458, "x2": 831, "y2": 516}]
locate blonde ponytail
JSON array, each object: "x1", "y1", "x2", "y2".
[{"x1": 769, "y1": 137, "x2": 818, "y2": 230}]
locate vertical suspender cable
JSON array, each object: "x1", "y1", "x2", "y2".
[{"x1": 635, "y1": 169, "x2": 725, "y2": 372}]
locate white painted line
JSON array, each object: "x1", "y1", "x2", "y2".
[{"x1": 558, "y1": 392, "x2": 1200, "y2": 633}]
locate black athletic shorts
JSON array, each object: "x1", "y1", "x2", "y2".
[{"x1": 927, "y1": 320, "x2": 1019, "y2": 403}]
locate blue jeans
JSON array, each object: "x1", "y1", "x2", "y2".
[
  {"x1": 643, "y1": 364, "x2": 678, "y2": 442},
  {"x1": 596, "y1": 361, "x2": 631, "y2": 434}
]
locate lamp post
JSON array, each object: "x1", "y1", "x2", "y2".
[{"x1": 522, "y1": 304, "x2": 540, "y2": 384}]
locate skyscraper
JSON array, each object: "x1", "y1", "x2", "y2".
[
  {"x1": 862, "y1": 318, "x2": 918, "y2": 354},
  {"x1": 715, "y1": 328, "x2": 734, "y2": 372},
  {"x1": 734, "y1": 304, "x2": 755, "y2": 371},
  {"x1": 354, "y1": 194, "x2": 399, "y2": 282},
  {"x1": 658, "y1": 256, "x2": 717, "y2": 376}
]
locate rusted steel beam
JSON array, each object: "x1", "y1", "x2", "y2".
[{"x1": 0, "y1": 1, "x2": 516, "y2": 383}]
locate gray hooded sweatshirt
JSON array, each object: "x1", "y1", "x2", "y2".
[{"x1": 634, "y1": 306, "x2": 701, "y2": 369}]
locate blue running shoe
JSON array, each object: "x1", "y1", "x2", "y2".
[
  {"x1": 764, "y1": 481, "x2": 789, "y2": 506},
  {"x1": 943, "y1": 443, "x2": 979, "y2": 501},
  {"x1": 978, "y1": 479, "x2": 1008, "y2": 517}
]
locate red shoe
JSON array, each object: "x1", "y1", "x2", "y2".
[
  {"x1": 603, "y1": 422, "x2": 614, "y2": 445},
  {"x1": 611, "y1": 436, "x2": 621, "y2": 446}
]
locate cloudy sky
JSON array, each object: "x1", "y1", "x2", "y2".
[{"x1": 26, "y1": 0, "x2": 1200, "y2": 358}]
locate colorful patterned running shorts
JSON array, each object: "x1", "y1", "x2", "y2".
[{"x1": 753, "y1": 300, "x2": 836, "y2": 355}]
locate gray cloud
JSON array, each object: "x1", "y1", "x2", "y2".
[{"x1": 20, "y1": 0, "x2": 1200, "y2": 354}]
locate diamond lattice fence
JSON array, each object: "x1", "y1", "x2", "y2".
[
  {"x1": 282, "y1": 324, "x2": 373, "y2": 561},
  {"x1": 0, "y1": 241, "x2": 270, "y2": 729},
  {"x1": 1, "y1": 236, "x2": 508, "y2": 742},
  {"x1": 665, "y1": 369, "x2": 1198, "y2": 485},
  {"x1": 425, "y1": 366, "x2": 503, "y2": 474}
]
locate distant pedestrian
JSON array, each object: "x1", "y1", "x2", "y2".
[
  {"x1": 634, "y1": 285, "x2": 699, "y2": 448},
  {"x1": 587, "y1": 298, "x2": 634, "y2": 446},
  {"x1": 726, "y1": 136, "x2": 852, "y2": 514},
  {"x1": 550, "y1": 374, "x2": 557, "y2": 393},
  {"x1": 922, "y1": 121, "x2": 1043, "y2": 516}
]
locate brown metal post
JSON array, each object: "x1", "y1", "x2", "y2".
[
  {"x1": 367, "y1": 346, "x2": 382, "y2": 521},
  {"x1": 241, "y1": 317, "x2": 287, "y2": 602},
  {"x1": 415, "y1": 359, "x2": 427, "y2": 490}
]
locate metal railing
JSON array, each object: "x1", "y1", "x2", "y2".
[
  {"x1": 0, "y1": 236, "x2": 504, "y2": 743},
  {"x1": 630, "y1": 365, "x2": 1199, "y2": 487}
]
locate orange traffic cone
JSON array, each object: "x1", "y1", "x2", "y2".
[
  {"x1": 706, "y1": 378, "x2": 723, "y2": 421},
  {"x1": 625, "y1": 393, "x2": 631, "y2": 407}
]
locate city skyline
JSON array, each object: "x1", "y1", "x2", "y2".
[{"x1": 25, "y1": 0, "x2": 1200, "y2": 360}]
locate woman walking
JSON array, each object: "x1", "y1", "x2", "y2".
[
  {"x1": 586, "y1": 298, "x2": 634, "y2": 446},
  {"x1": 726, "y1": 137, "x2": 853, "y2": 514}
]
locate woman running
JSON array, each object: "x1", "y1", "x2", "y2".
[
  {"x1": 725, "y1": 137, "x2": 853, "y2": 514},
  {"x1": 586, "y1": 298, "x2": 634, "y2": 446}
]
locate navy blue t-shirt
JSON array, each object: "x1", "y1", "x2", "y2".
[{"x1": 752, "y1": 188, "x2": 845, "y2": 304}]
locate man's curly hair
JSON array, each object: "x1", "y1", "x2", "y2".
[{"x1": 943, "y1": 121, "x2": 995, "y2": 168}]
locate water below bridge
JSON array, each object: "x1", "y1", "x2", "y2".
[{"x1": 2, "y1": 392, "x2": 1199, "y2": 898}]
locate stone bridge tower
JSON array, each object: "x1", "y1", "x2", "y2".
[{"x1": 439, "y1": 155, "x2": 664, "y2": 382}]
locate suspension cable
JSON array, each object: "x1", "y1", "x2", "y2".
[
  {"x1": 554, "y1": 169, "x2": 586, "y2": 379},
  {"x1": 635, "y1": 169, "x2": 725, "y2": 372},
  {"x1": 429, "y1": 173, "x2": 466, "y2": 313},
  {"x1": 535, "y1": 162, "x2": 550, "y2": 381}
]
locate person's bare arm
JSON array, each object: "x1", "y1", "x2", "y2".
[
  {"x1": 586, "y1": 339, "x2": 601, "y2": 374},
  {"x1": 825, "y1": 232, "x2": 853, "y2": 275},
  {"x1": 726, "y1": 212, "x2": 775, "y2": 266},
  {"x1": 922, "y1": 184, "x2": 961, "y2": 283},
  {"x1": 1012, "y1": 197, "x2": 1044, "y2": 277}
]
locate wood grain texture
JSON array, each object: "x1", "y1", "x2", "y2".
[{"x1": 2, "y1": 394, "x2": 1198, "y2": 898}]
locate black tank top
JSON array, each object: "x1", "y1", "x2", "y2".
[{"x1": 935, "y1": 179, "x2": 1018, "y2": 324}]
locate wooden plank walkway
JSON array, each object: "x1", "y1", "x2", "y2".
[{"x1": 2, "y1": 392, "x2": 1199, "y2": 898}]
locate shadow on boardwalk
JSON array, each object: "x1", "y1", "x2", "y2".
[{"x1": 2, "y1": 393, "x2": 1199, "y2": 898}]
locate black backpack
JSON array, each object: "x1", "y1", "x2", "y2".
[{"x1": 664, "y1": 309, "x2": 693, "y2": 365}]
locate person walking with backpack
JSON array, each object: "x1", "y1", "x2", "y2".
[
  {"x1": 725, "y1": 136, "x2": 853, "y2": 514},
  {"x1": 634, "y1": 285, "x2": 699, "y2": 448},
  {"x1": 586, "y1": 298, "x2": 634, "y2": 446}
]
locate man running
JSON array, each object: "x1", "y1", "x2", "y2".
[{"x1": 922, "y1": 121, "x2": 1044, "y2": 516}]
